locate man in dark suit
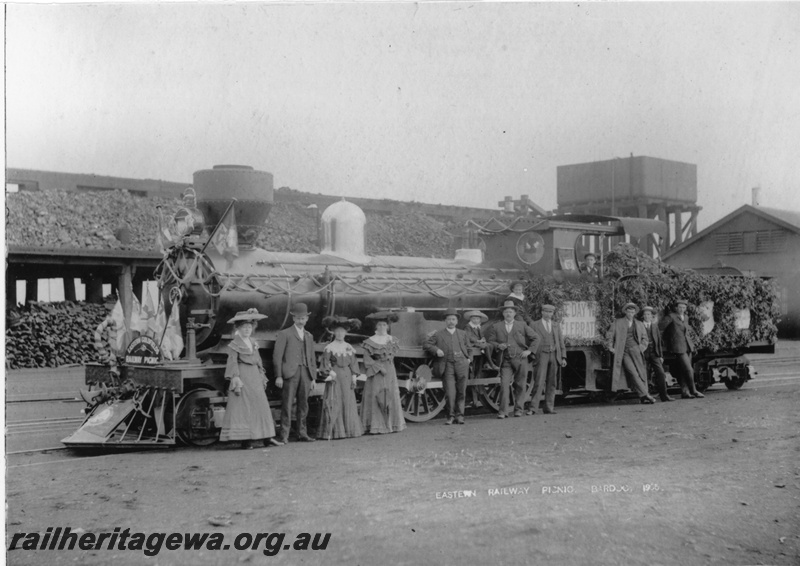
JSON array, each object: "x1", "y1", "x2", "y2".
[
  {"x1": 580, "y1": 253, "x2": 600, "y2": 279},
  {"x1": 424, "y1": 308, "x2": 471, "y2": 425},
  {"x1": 273, "y1": 303, "x2": 318, "y2": 442},
  {"x1": 641, "y1": 306, "x2": 673, "y2": 402},
  {"x1": 486, "y1": 301, "x2": 540, "y2": 418},
  {"x1": 527, "y1": 304, "x2": 566, "y2": 415},
  {"x1": 659, "y1": 299, "x2": 704, "y2": 399}
]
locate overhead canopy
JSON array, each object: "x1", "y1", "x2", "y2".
[{"x1": 545, "y1": 214, "x2": 666, "y2": 239}]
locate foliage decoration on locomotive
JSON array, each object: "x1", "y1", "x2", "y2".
[{"x1": 62, "y1": 164, "x2": 775, "y2": 448}]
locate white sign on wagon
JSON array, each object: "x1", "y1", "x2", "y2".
[{"x1": 560, "y1": 301, "x2": 598, "y2": 339}]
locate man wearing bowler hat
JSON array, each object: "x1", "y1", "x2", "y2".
[
  {"x1": 273, "y1": 303, "x2": 318, "y2": 442},
  {"x1": 527, "y1": 304, "x2": 566, "y2": 415},
  {"x1": 659, "y1": 299, "x2": 704, "y2": 399},
  {"x1": 424, "y1": 308, "x2": 472, "y2": 425},
  {"x1": 641, "y1": 306, "x2": 673, "y2": 402},
  {"x1": 606, "y1": 303, "x2": 655, "y2": 404},
  {"x1": 486, "y1": 301, "x2": 540, "y2": 418}
]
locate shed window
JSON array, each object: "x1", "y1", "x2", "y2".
[
  {"x1": 715, "y1": 232, "x2": 743, "y2": 255},
  {"x1": 715, "y1": 229, "x2": 789, "y2": 255},
  {"x1": 756, "y1": 230, "x2": 788, "y2": 253}
]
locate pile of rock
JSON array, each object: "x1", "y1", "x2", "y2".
[
  {"x1": 7, "y1": 189, "x2": 182, "y2": 251},
  {"x1": 7, "y1": 190, "x2": 462, "y2": 258},
  {"x1": 6, "y1": 301, "x2": 108, "y2": 369}
]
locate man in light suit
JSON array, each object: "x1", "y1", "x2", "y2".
[
  {"x1": 273, "y1": 303, "x2": 318, "y2": 442},
  {"x1": 606, "y1": 303, "x2": 655, "y2": 404},
  {"x1": 659, "y1": 299, "x2": 704, "y2": 399},
  {"x1": 527, "y1": 304, "x2": 566, "y2": 415},
  {"x1": 424, "y1": 308, "x2": 472, "y2": 425},
  {"x1": 641, "y1": 306, "x2": 673, "y2": 402},
  {"x1": 486, "y1": 301, "x2": 540, "y2": 418},
  {"x1": 463, "y1": 310, "x2": 497, "y2": 370}
]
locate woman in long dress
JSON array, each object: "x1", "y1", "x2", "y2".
[
  {"x1": 360, "y1": 312, "x2": 406, "y2": 434},
  {"x1": 317, "y1": 316, "x2": 364, "y2": 440},
  {"x1": 219, "y1": 308, "x2": 284, "y2": 449}
]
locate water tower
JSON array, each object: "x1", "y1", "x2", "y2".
[{"x1": 556, "y1": 155, "x2": 700, "y2": 258}]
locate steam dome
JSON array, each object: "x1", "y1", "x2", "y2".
[{"x1": 320, "y1": 199, "x2": 371, "y2": 264}]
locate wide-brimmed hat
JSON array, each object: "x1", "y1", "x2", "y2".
[
  {"x1": 499, "y1": 300, "x2": 521, "y2": 312},
  {"x1": 322, "y1": 316, "x2": 362, "y2": 332},
  {"x1": 289, "y1": 303, "x2": 310, "y2": 317},
  {"x1": 463, "y1": 310, "x2": 488, "y2": 322},
  {"x1": 227, "y1": 308, "x2": 268, "y2": 325},
  {"x1": 443, "y1": 308, "x2": 459, "y2": 318},
  {"x1": 541, "y1": 304, "x2": 556, "y2": 313},
  {"x1": 622, "y1": 302, "x2": 639, "y2": 313},
  {"x1": 366, "y1": 311, "x2": 399, "y2": 323},
  {"x1": 509, "y1": 280, "x2": 527, "y2": 292}
]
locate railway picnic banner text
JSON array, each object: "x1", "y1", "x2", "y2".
[{"x1": 560, "y1": 301, "x2": 598, "y2": 340}]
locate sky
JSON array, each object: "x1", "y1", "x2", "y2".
[{"x1": 5, "y1": 2, "x2": 800, "y2": 228}]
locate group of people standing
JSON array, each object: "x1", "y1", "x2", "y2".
[
  {"x1": 607, "y1": 300, "x2": 705, "y2": 404},
  {"x1": 218, "y1": 282, "x2": 704, "y2": 448},
  {"x1": 220, "y1": 305, "x2": 406, "y2": 449},
  {"x1": 422, "y1": 280, "x2": 705, "y2": 426},
  {"x1": 423, "y1": 280, "x2": 567, "y2": 424}
]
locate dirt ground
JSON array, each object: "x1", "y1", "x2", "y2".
[{"x1": 6, "y1": 378, "x2": 800, "y2": 566}]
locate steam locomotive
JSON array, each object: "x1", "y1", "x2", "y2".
[{"x1": 62, "y1": 165, "x2": 771, "y2": 448}]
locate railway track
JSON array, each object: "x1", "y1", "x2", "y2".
[{"x1": 6, "y1": 355, "x2": 800, "y2": 454}]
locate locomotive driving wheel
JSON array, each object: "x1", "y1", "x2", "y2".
[
  {"x1": 477, "y1": 368, "x2": 535, "y2": 413},
  {"x1": 395, "y1": 357, "x2": 446, "y2": 422},
  {"x1": 176, "y1": 387, "x2": 224, "y2": 446}
]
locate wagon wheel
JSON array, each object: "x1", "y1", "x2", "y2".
[
  {"x1": 477, "y1": 367, "x2": 535, "y2": 413},
  {"x1": 395, "y1": 357, "x2": 445, "y2": 422},
  {"x1": 176, "y1": 387, "x2": 222, "y2": 446},
  {"x1": 693, "y1": 361, "x2": 713, "y2": 393},
  {"x1": 720, "y1": 366, "x2": 748, "y2": 390}
]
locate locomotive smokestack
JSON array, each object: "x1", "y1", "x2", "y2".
[{"x1": 193, "y1": 165, "x2": 274, "y2": 246}]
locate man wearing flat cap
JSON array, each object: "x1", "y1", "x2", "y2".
[
  {"x1": 528, "y1": 304, "x2": 566, "y2": 415},
  {"x1": 606, "y1": 303, "x2": 655, "y2": 404},
  {"x1": 659, "y1": 300, "x2": 704, "y2": 399},
  {"x1": 273, "y1": 303, "x2": 318, "y2": 442},
  {"x1": 425, "y1": 308, "x2": 472, "y2": 425},
  {"x1": 486, "y1": 300, "x2": 540, "y2": 418},
  {"x1": 641, "y1": 306, "x2": 673, "y2": 402}
]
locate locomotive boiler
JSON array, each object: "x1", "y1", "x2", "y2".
[{"x1": 64, "y1": 164, "x2": 763, "y2": 449}]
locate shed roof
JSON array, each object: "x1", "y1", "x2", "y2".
[{"x1": 662, "y1": 204, "x2": 800, "y2": 260}]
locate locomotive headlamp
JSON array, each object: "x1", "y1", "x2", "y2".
[{"x1": 516, "y1": 232, "x2": 545, "y2": 265}]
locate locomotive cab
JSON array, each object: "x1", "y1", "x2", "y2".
[{"x1": 478, "y1": 214, "x2": 666, "y2": 280}]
